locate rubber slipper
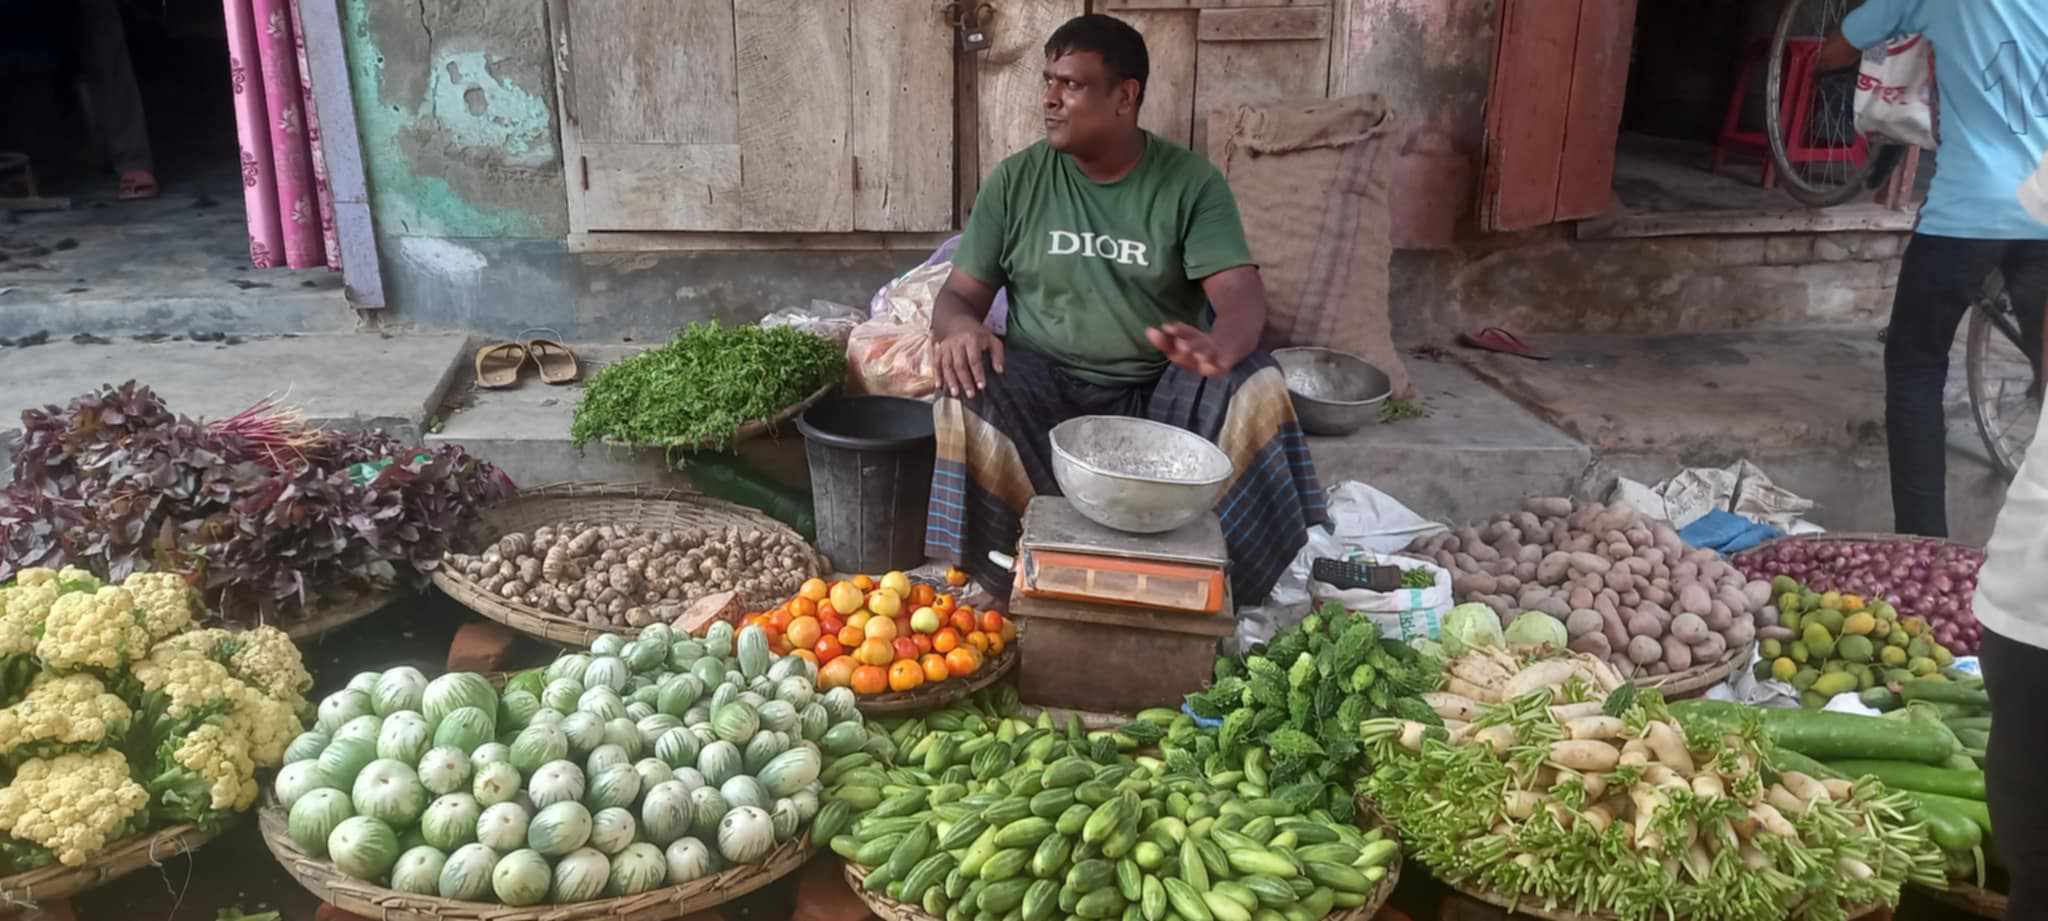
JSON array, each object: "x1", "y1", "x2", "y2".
[
  {"x1": 1458, "y1": 326, "x2": 1549, "y2": 361},
  {"x1": 527, "y1": 337, "x2": 581, "y2": 384},
  {"x1": 117, "y1": 169, "x2": 158, "y2": 201},
  {"x1": 474, "y1": 342, "x2": 530, "y2": 389}
]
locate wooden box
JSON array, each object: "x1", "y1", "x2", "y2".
[{"x1": 1009, "y1": 589, "x2": 1233, "y2": 715}]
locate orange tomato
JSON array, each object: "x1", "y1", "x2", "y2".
[
  {"x1": 836, "y1": 624, "x2": 867, "y2": 649},
  {"x1": 947, "y1": 566, "x2": 969, "y2": 587},
  {"x1": 819, "y1": 655, "x2": 857, "y2": 689},
  {"x1": 851, "y1": 665, "x2": 889, "y2": 695},
  {"x1": 895, "y1": 615, "x2": 914, "y2": 638},
  {"x1": 813, "y1": 635, "x2": 845, "y2": 662},
  {"x1": 828, "y1": 581, "x2": 865, "y2": 616},
  {"x1": 819, "y1": 612, "x2": 846, "y2": 636},
  {"x1": 887, "y1": 659, "x2": 925, "y2": 692},
  {"x1": 986, "y1": 633, "x2": 1006, "y2": 655},
  {"x1": 799, "y1": 578, "x2": 830, "y2": 602},
  {"x1": 891, "y1": 637, "x2": 919, "y2": 662},
  {"x1": 863, "y1": 616, "x2": 899, "y2": 643},
  {"x1": 909, "y1": 583, "x2": 937, "y2": 608},
  {"x1": 747, "y1": 613, "x2": 770, "y2": 628},
  {"x1": 855, "y1": 637, "x2": 895, "y2": 667},
  {"x1": 944, "y1": 647, "x2": 981, "y2": 677},
  {"x1": 949, "y1": 610, "x2": 977, "y2": 635},
  {"x1": 853, "y1": 574, "x2": 877, "y2": 592},
  {"x1": 788, "y1": 596, "x2": 818, "y2": 619},
  {"x1": 769, "y1": 636, "x2": 791, "y2": 655},
  {"x1": 769, "y1": 608, "x2": 796, "y2": 633},
  {"x1": 980, "y1": 610, "x2": 1005, "y2": 635},
  {"x1": 933, "y1": 628, "x2": 960, "y2": 653},
  {"x1": 847, "y1": 611, "x2": 870, "y2": 631},
  {"x1": 912, "y1": 633, "x2": 933, "y2": 654},
  {"x1": 933, "y1": 594, "x2": 957, "y2": 615},
  {"x1": 793, "y1": 649, "x2": 818, "y2": 666},
  {"x1": 966, "y1": 631, "x2": 991, "y2": 653},
  {"x1": 919, "y1": 653, "x2": 951, "y2": 683},
  {"x1": 785, "y1": 616, "x2": 822, "y2": 650},
  {"x1": 1000, "y1": 619, "x2": 1018, "y2": 643}
]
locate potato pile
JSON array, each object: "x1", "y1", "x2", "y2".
[
  {"x1": 1405, "y1": 498, "x2": 1765, "y2": 679},
  {"x1": 445, "y1": 520, "x2": 823, "y2": 628}
]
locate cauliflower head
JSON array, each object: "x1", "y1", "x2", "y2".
[
  {"x1": 165, "y1": 722, "x2": 258, "y2": 812},
  {"x1": 0, "y1": 749, "x2": 148, "y2": 866},
  {"x1": 0, "y1": 581, "x2": 61, "y2": 657},
  {"x1": 36, "y1": 587, "x2": 150, "y2": 673},
  {"x1": 132, "y1": 644, "x2": 302, "y2": 769},
  {"x1": 120, "y1": 572, "x2": 198, "y2": 642},
  {"x1": 224, "y1": 627, "x2": 312, "y2": 703},
  {"x1": 0, "y1": 674, "x2": 131, "y2": 760},
  {"x1": 225, "y1": 684, "x2": 301, "y2": 768},
  {"x1": 9, "y1": 569, "x2": 59, "y2": 590}
]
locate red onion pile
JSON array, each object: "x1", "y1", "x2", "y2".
[{"x1": 1737, "y1": 538, "x2": 1985, "y2": 653}]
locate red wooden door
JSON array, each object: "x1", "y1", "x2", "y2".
[{"x1": 1480, "y1": 0, "x2": 1637, "y2": 232}]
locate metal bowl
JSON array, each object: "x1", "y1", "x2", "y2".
[
  {"x1": 1048, "y1": 416, "x2": 1234, "y2": 534},
  {"x1": 1273, "y1": 347, "x2": 1392, "y2": 436}
]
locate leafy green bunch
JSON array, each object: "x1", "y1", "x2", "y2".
[
  {"x1": 1167, "y1": 603, "x2": 1443, "y2": 821},
  {"x1": 570, "y1": 322, "x2": 847, "y2": 450}
]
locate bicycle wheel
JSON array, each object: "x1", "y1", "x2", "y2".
[
  {"x1": 1967, "y1": 297, "x2": 2040, "y2": 480},
  {"x1": 1765, "y1": 0, "x2": 1883, "y2": 206}
]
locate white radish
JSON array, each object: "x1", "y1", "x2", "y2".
[
  {"x1": 1548, "y1": 702, "x2": 1604, "y2": 721},
  {"x1": 1423, "y1": 691, "x2": 1483, "y2": 722},
  {"x1": 1683, "y1": 839, "x2": 1712, "y2": 882},
  {"x1": 1643, "y1": 722, "x2": 1695, "y2": 776},
  {"x1": 1450, "y1": 655, "x2": 1510, "y2": 689},
  {"x1": 1838, "y1": 857, "x2": 1875, "y2": 881},
  {"x1": 1630, "y1": 786, "x2": 1667, "y2": 850},
  {"x1": 1503, "y1": 659, "x2": 1581, "y2": 698},
  {"x1": 1581, "y1": 803, "x2": 1615, "y2": 832},
  {"x1": 1766, "y1": 784, "x2": 1808, "y2": 817},
  {"x1": 1690, "y1": 774, "x2": 1725, "y2": 800},
  {"x1": 1550, "y1": 740, "x2": 1621, "y2": 772},
  {"x1": 1396, "y1": 720, "x2": 1433, "y2": 751},
  {"x1": 1475, "y1": 724, "x2": 1518, "y2": 754},
  {"x1": 1779, "y1": 771, "x2": 1828, "y2": 805},
  {"x1": 1445, "y1": 676, "x2": 1500, "y2": 703},
  {"x1": 1581, "y1": 772, "x2": 1609, "y2": 802},
  {"x1": 1739, "y1": 843, "x2": 1770, "y2": 870},
  {"x1": 1503, "y1": 790, "x2": 1544, "y2": 819},
  {"x1": 1749, "y1": 802, "x2": 1797, "y2": 837},
  {"x1": 1564, "y1": 715, "x2": 1626, "y2": 740},
  {"x1": 1619, "y1": 738, "x2": 1652, "y2": 767},
  {"x1": 1821, "y1": 778, "x2": 1855, "y2": 801},
  {"x1": 1644, "y1": 764, "x2": 1688, "y2": 790}
]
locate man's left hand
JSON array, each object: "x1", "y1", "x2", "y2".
[{"x1": 1148, "y1": 323, "x2": 1231, "y2": 378}]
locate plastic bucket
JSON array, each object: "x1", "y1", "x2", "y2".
[{"x1": 796, "y1": 395, "x2": 936, "y2": 573}]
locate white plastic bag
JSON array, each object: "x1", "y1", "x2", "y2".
[
  {"x1": 1312, "y1": 556, "x2": 1454, "y2": 643},
  {"x1": 1242, "y1": 482, "x2": 1446, "y2": 649},
  {"x1": 760, "y1": 300, "x2": 865, "y2": 346},
  {"x1": 1854, "y1": 34, "x2": 1937, "y2": 150}
]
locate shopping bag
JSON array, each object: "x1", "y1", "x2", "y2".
[{"x1": 1853, "y1": 34, "x2": 1937, "y2": 150}]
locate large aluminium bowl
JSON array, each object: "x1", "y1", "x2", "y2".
[
  {"x1": 1049, "y1": 416, "x2": 1234, "y2": 534},
  {"x1": 1273, "y1": 347, "x2": 1392, "y2": 435}
]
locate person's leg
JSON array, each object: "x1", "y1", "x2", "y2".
[
  {"x1": 1148, "y1": 353, "x2": 1329, "y2": 603},
  {"x1": 1980, "y1": 628, "x2": 2048, "y2": 915},
  {"x1": 74, "y1": 0, "x2": 155, "y2": 196},
  {"x1": 1886, "y1": 234, "x2": 2003, "y2": 536}
]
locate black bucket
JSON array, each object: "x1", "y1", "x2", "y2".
[{"x1": 795, "y1": 395, "x2": 936, "y2": 573}]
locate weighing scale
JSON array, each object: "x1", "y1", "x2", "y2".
[{"x1": 1010, "y1": 497, "x2": 1230, "y2": 615}]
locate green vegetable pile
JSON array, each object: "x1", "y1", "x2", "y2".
[
  {"x1": 824, "y1": 704, "x2": 1398, "y2": 921},
  {"x1": 570, "y1": 323, "x2": 846, "y2": 450},
  {"x1": 1164, "y1": 603, "x2": 1443, "y2": 822}
]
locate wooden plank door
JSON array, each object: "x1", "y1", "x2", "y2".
[
  {"x1": 978, "y1": 0, "x2": 1087, "y2": 180},
  {"x1": 734, "y1": 0, "x2": 854, "y2": 231},
  {"x1": 1480, "y1": 0, "x2": 1637, "y2": 231},
  {"x1": 1190, "y1": 7, "x2": 1331, "y2": 158},
  {"x1": 852, "y1": 0, "x2": 956, "y2": 231},
  {"x1": 1117, "y1": 9, "x2": 1199, "y2": 147}
]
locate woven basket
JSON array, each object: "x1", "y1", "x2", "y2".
[
  {"x1": 856, "y1": 644, "x2": 1019, "y2": 716},
  {"x1": 432, "y1": 482, "x2": 821, "y2": 648},
  {"x1": 0, "y1": 822, "x2": 213, "y2": 907},
  {"x1": 259, "y1": 805, "x2": 812, "y2": 921},
  {"x1": 1630, "y1": 640, "x2": 1754, "y2": 699},
  {"x1": 1453, "y1": 884, "x2": 1883, "y2": 921},
  {"x1": 844, "y1": 862, "x2": 1392, "y2": 921},
  {"x1": 600, "y1": 380, "x2": 837, "y2": 452},
  {"x1": 1918, "y1": 881, "x2": 2007, "y2": 918}
]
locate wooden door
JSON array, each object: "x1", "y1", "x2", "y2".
[
  {"x1": 977, "y1": 0, "x2": 1087, "y2": 180},
  {"x1": 1190, "y1": 7, "x2": 1330, "y2": 158},
  {"x1": 1480, "y1": 0, "x2": 1637, "y2": 231},
  {"x1": 853, "y1": 0, "x2": 956, "y2": 230},
  {"x1": 1116, "y1": 9, "x2": 1198, "y2": 147}
]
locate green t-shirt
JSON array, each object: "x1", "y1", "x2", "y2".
[{"x1": 951, "y1": 133, "x2": 1255, "y2": 386}]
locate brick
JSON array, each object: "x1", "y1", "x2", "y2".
[
  {"x1": 1709, "y1": 237, "x2": 1769, "y2": 266},
  {"x1": 314, "y1": 906, "x2": 375, "y2": 921},
  {"x1": 1812, "y1": 235, "x2": 1858, "y2": 262},
  {"x1": 447, "y1": 621, "x2": 518, "y2": 673},
  {"x1": 1765, "y1": 235, "x2": 1814, "y2": 265},
  {"x1": 793, "y1": 855, "x2": 875, "y2": 921},
  {"x1": 1861, "y1": 233, "x2": 1906, "y2": 260}
]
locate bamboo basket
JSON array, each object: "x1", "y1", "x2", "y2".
[
  {"x1": 1452, "y1": 884, "x2": 1886, "y2": 921},
  {"x1": 259, "y1": 805, "x2": 812, "y2": 921},
  {"x1": 1918, "y1": 881, "x2": 2007, "y2": 918},
  {"x1": 1630, "y1": 639, "x2": 1754, "y2": 699},
  {"x1": 855, "y1": 644, "x2": 1019, "y2": 716},
  {"x1": 844, "y1": 861, "x2": 1394, "y2": 921},
  {"x1": 0, "y1": 823, "x2": 214, "y2": 908},
  {"x1": 599, "y1": 380, "x2": 837, "y2": 452},
  {"x1": 432, "y1": 482, "x2": 822, "y2": 648}
]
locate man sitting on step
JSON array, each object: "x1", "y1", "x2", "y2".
[{"x1": 923, "y1": 14, "x2": 1327, "y2": 605}]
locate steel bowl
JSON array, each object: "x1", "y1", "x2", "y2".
[
  {"x1": 1049, "y1": 416, "x2": 1234, "y2": 534},
  {"x1": 1273, "y1": 347, "x2": 1392, "y2": 436}
]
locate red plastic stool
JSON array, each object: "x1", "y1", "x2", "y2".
[{"x1": 1713, "y1": 36, "x2": 1868, "y2": 189}]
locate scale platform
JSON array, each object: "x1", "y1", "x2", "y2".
[{"x1": 1017, "y1": 497, "x2": 1228, "y2": 615}]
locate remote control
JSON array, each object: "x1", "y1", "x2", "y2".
[{"x1": 1312, "y1": 558, "x2": 1403, "y2": 592}]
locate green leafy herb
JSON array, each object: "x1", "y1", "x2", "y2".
[
  {"x1": 1378, "y1": 398, "x2": 1425, "y2": 423},
  {"x1": 570, "y1": 322, "x2": 845, "y2": 450}
]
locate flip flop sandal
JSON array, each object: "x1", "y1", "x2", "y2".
[
  {"x1": 474, "y1": 342, "x2": 531, "y2": 389},
  {"x1": 1458, "y1": 326, "x2": 1550, "y2": 361},
  {"x1": 117, "y1": 170, "x2": 158, "y2": 201},
  {"x1": 520, "y1": 328, "x2": 580, "y2": 384}
]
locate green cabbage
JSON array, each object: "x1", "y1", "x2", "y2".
[
  {"x1": 1505, "y1": 611, "x2": 1568, "y2": 651},
  {"x1": 1441, "y1": 603, "x2": 1505, "y2": 657}
]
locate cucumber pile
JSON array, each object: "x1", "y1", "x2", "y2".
[{"x1": 824, "y1": 707, "x2": 1396, "y2": 921}]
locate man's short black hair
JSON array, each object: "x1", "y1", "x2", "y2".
[{"x1": 1045, "y1": 14, "x2": 1148, "y2": 105}]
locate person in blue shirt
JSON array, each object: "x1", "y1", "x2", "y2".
[{"x1": 1818, "y1": 0, "x2": 2048, "y2": 539}]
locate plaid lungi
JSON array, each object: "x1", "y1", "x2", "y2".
[{"x1": 924, "y1": 348, "x2": 1328, "y2": 604}]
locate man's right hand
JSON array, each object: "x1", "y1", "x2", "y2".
[{"x1": 934, "y1": 323, "x2": 1005, "y2": 399}]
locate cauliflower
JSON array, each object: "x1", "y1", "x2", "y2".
[
  {"x1": 150, "y1": 722, "x2": 258, "y2": 817},
  {"x1": 0, "y1": 580, "x2": 61, "y2": 657},
  {"x1": 0, "y1": 749, "x2": 148, "y2": 866},
  {"x1": 120, "y1": 572, "x2": 198, "y2": 642},
  {"x1": 132, "y1": 645, "x2": 302, "y2": 769},
  {"x1": 224, "y1": 627, "x2": 312, "y2": 702},
  {"x1": 225, "y1": 684, "x2": 302, "y2": 767},
  {"x1": 36, "y1": 587, "x2": 150, "y2": 673},
  {"x1": 0, "y1": 674, "x2": 130, "y2": 760},
  {"x1": 54, "y1": 567, "x2": 101, "y2": 591},
  {"x1": 9, "y1": 569, "x2": 59, "y2": 590}
]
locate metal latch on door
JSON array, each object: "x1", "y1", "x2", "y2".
[{"x1": 944, "y1": 1, "x2": 995, "y2": 52}]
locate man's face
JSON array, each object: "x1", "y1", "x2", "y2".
[{"x1": 1043, "y1": 50, "x2": 1134, "y2": 153}]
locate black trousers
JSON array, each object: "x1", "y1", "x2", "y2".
[
  {"x1": 1980, "y1": 629, "x2": 2047, "y2": 915},
  {"x1": 1886, "y1": 234, "x2": 2048, "y2": 537}
]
